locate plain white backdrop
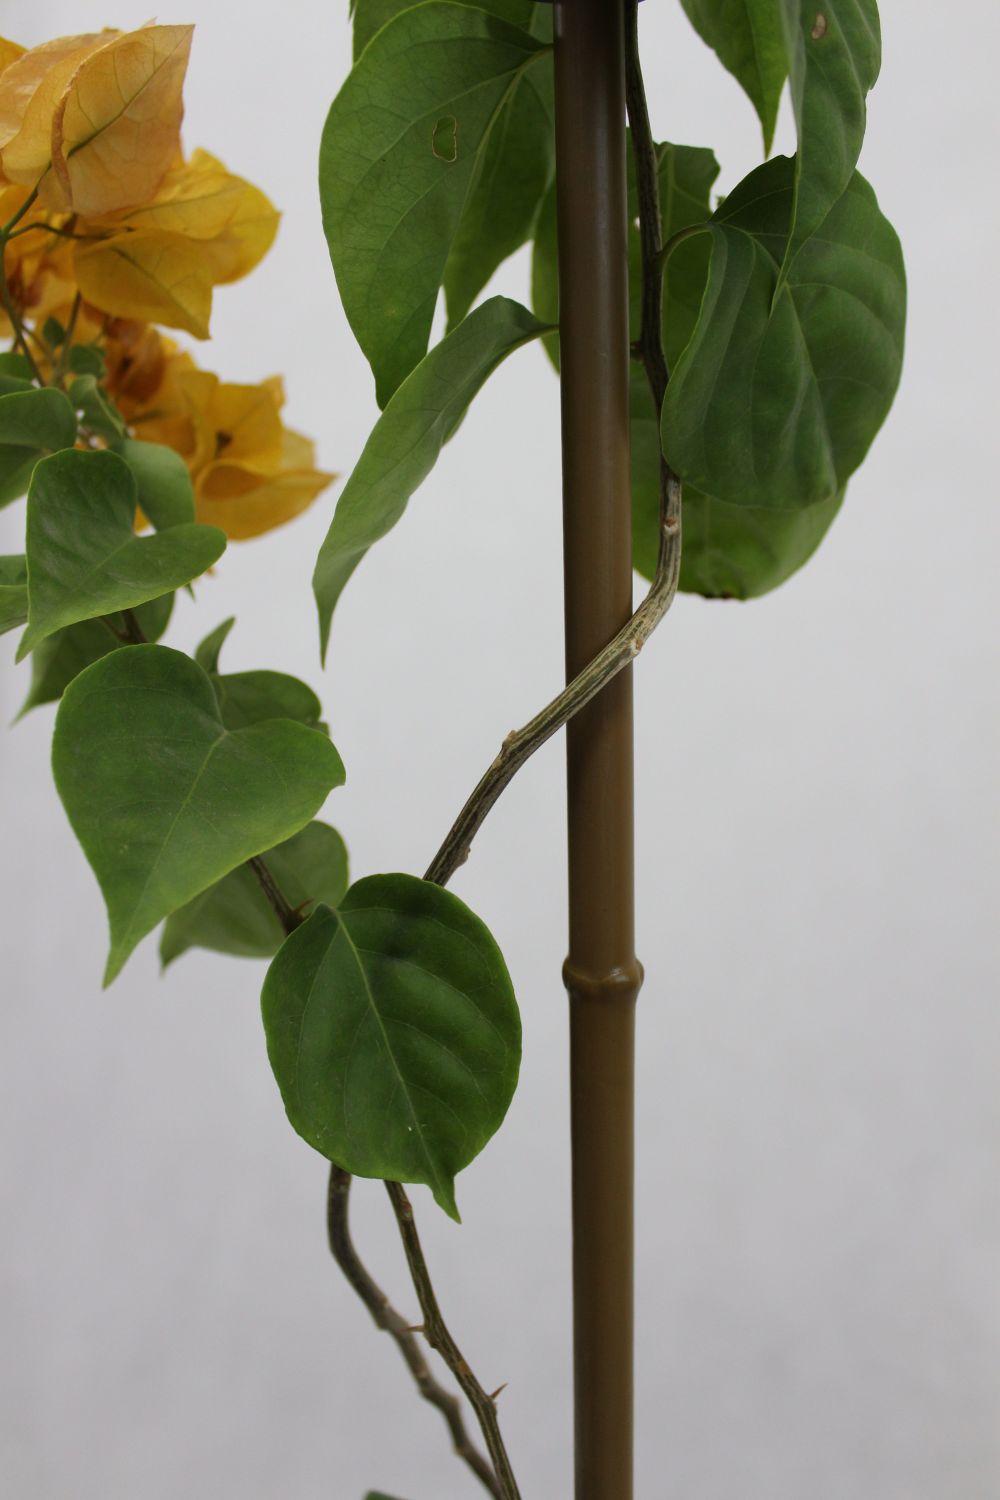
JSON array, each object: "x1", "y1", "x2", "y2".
[{"x1": 1, "y1": 2, "x2": 997, "y2": 1496}]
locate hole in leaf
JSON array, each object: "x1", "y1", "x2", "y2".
[{"x1": 432, "y1": 115, "x2": 458, "y2": 163}]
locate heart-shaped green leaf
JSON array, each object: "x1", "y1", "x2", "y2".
[
  {"x1": 53, "y1": 645, "x2": 346, "y2": 984},
  {"x1": 0, "y1": 554, "x2": 27, "y2": 635},
  {"x1": 320, "y1": 0, "x2": 549, "y2": 405},
  {"x1": 780, "y1": 0, "x2": 881, "y2": 275},
  {"x1": 161, "y1": 821, "x2": 349, "y2": 967},
  {"x1": 18, "y1": 595, "x2": 174, "y2": 716},
  {"x1": 262, "y1": 875, "x2": 521, "y2": 1220},
  {"x1": 679, "y1": 0, "x2": 788, "y2": 153},
  {"x1": 19, "y1": 449, "x2": 225, "y2": 659},
  {"x1": 117, "y1": 437, "x2": 196, "y2": 529},
  {"x1": 314, "y1": 296, "x2": 547, "y2": 657},
  {"x1": 660, "y1": 157, "x2": 904, "y2": 511}
]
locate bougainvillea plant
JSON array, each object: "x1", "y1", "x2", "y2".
[{"x1": 1, "y1": 5, "x2": 904, "y2": 1496}]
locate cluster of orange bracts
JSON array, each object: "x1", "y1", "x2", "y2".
[{"x1": 0, "y1": 24, "x2": 334, "y2": 539}]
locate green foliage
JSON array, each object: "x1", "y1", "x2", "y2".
[
  {"x1": 679, "y1": 0, "x2": 788, "y2": 152},
  {"x1": 66, "y1": 344, "x2": 106, "y2": 378},
  {"x1": 117, "y1": 437, "x2": 196, "y2": 529},
  {"x1": 660, "y1": 158, "x2": 904, "y2": 511},
  {"x1": 18, "y1": 449, "x2": 225, "y2": 659},
  {"x1": 68, "y1": 374, "x2": 126, "y2": 442},
  {"x1": 0, "y1": 554, "x2": 27, "y2": 635},
  {"x1": 214, "y1": 670, "x2": 325, "y2": 733},
  {"x1": 314, "y1": 296, "x2": 547, "y2": 655},
  {"x1": 161, "y1": 821, "x2": 349, "y2": 967},
  {"x1": 0, "y1": 386, "x2": 77, "y2": 506},
  {"x1": 320, "y1": 0, "x2": 550, "y2": 405},
  {"x1": 17, "y1": 595, "x2": 175, "y2": 716},
  {"x1": 262, "y1": 874, "x2": 521, "y2": 1219},
  {"x1": 781, "y1": 0, "x2": 881, "y2": 275},
  {"x1": 53, "y1": 645, "x2": 345, "y2": 984},
  {"x1": 0, "y1": 351, "x2": 35, "y2": 394},
  {"x1": 194, "y1": 616, "x2": 236, "y2": 674}
]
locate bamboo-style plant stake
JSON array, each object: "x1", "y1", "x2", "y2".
[
  {"x1": 555, "y1": 3, "x2": 640, "y2": 1492},
  {"x1": 1, "y1": 3, "x2": 905, "y2": 1496}
]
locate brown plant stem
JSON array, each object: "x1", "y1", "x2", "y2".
[
  {"x1": 326, "y1": 1169, "x2": 501, "y2": 1497},
  {"x1": 384, "y1": 1180, "x2": 521, "y2": 1500}
]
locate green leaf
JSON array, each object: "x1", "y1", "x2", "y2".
[
  {"x1": 0, "y1": 380, "x2": 78, "y2": 503},
  {"x1": 0, "y1": 386, "x2": 77, "y2": 452},
  {"x1": 17, "y1": 595, "x2": 174, "y2": 715},
  {"x1": 352, "y1": 0, "x2": 545, "y2": 58},
  {"x1": 314, "y1": 296, "x2": 547, "y2": 657},
  {"x1": 261, "y1": 875, "x2": 520, "y2": 1220},
  {"x1": 116, "y1": 437, "x2": 195, "y2": 528},
  {"x1": 780, "y1": 0, "x2": 881, "y2": 274},
  {"x1": 214, "y1": 670, "x2": 325, "y2": 733},
  {"x1": 680, "y1": 484, "x2": 845, "y2": 597},
  {"x1": 66, "y1": 344, "x2": 106, "y2": 378},
  {"x1": 442, "y1": 6, "x2": 553, "y2": 328},
  {"x1": 53, "y1": 645, "x2": 346, "y2": 984},
  {"x1": 194, "y1": 616, "x2": 236, "y2": 674},
  {"x1": 191, "y1": 616, "x2": 326, "y2": 732},
  {"x1": 0, "y1": 352, "x2": 37, "y2": 383},
  {"x1": 654, "y1": 143, "x2": 720, "y2": 366},
  {"x1": 679, "y1": 0, "x2": 788, "y2": 153},
  {"x1": 631, "y1": 375, "x2": 843, "y2": 597},
  {"x1": 41, "y1": 317, "x2": 67, "y2": 349},
  {"x1": 160, "y1": 821, "x2": 349, "y2": 967},
  {"x1": 529, "y1": 172, "x2": 560, "y2": 370},
  {"x1": 320, "y1": 0, "x2": 549, "y2": 405},
  {"x1": 68, "y1": 374, "x2": 126, "y2": 442},
  {"x1": 18, "y1": 449, "x2": 226, "y2": 659},
  {"x1": 660, "y1": 158, "x2": 905, "y2": 510},
  {"x1": 0, "y1": 554, "x2": 27, "y2": 635},
  {"x1": 363, "y1": 1493, "x2": 409, "y2": 1500}
]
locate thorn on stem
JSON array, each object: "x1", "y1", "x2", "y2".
[{"x1": 488, "y1": 1382, "x2": 508, "y2": 1404}]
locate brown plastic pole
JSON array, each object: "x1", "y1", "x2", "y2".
[{"x1": 553, "y1": 3, "x2": 640, "y2": 1498}]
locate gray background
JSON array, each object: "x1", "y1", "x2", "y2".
[{"x1": 1, "y1": 1, "x2": 997, "y2": 1496}]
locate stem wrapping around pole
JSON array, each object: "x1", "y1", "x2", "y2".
[{"x1": 553, "y1": 3, "x2": 639, "y2": 1497}]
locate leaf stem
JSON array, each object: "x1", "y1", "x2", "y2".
[
  {"x1": 384, "y1": 1180, "x2": 521, "y2": 1500},
  {"x1": 326, "y1": 1168, "x2": 501, "y2": 1497},
  {"x1": 247, "y1": 855, "x2": 303, "y2": 938}
]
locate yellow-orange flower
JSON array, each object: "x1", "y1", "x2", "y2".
[{"x1": 105, "y1": 326, "x2": 335, "y2": 541}]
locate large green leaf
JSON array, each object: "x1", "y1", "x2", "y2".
[
  {"x1": 161, "y1": 821, "x2": 349, "y2": 967},
  {"x1": 780, "y1": 0, "x2": 881, "y2": 274},
  {"x1": 53, "y1": 645, "x2": 346, "y2": 984},
  {"x1": 0, "y1": 386, "x2": 78, "y2": 507},
  {"x1": 314, "y1": 296, "x2": 547, "y2": 656},
  {"x1": 660, "y1": 157, "x2": 904, "y2": 510},
  {"x1": 17, "y1": 595, "x2": 174, "y2": 715},
  {"x1": 116, "y1": 437, "x2": 196, "y2": 529},
  {"x1": 18, "y1": 449, "x2": 225, "y2": 659},
  {"x1": 679, "y1": 0, "x2": 788, "y2": 153},
  {"x1": 262, "y1": 875, "x2": 520, "y2": 1220},
  {"x1": 320, "y1": 1, "x2": 549, "y2": 405},
  {"x1": 0, "y1": 554, "x2": 27, "y2": 635}
]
